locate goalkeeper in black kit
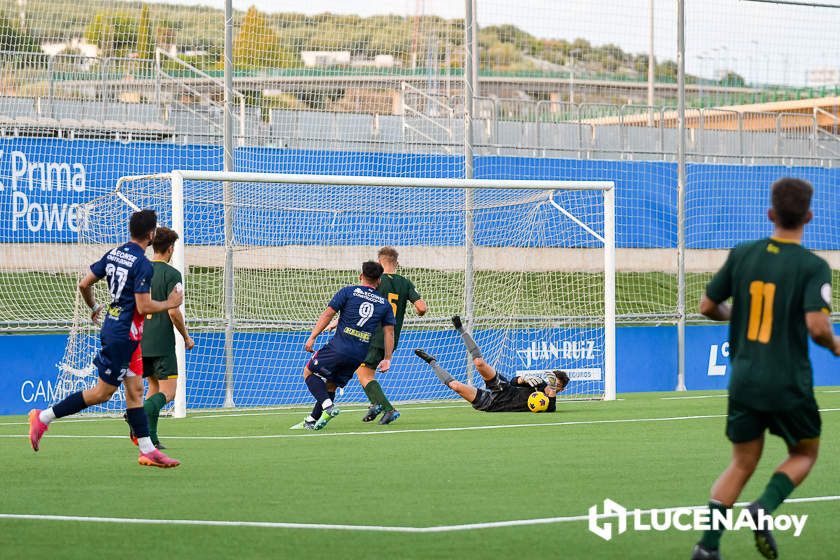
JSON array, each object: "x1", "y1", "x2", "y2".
[{"x1": 415, "y1": 316, "x2": 569, "y2": 411}]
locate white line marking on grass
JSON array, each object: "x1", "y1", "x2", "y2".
[
  {"x1": 187, "y1": 403, "x2": 470, "y2": 420},
  {"x1": 2, "y1": 495, "x2": 838, "y2": 533},
  {"x1": 2, "y1": 408, "x2": 837, "y2": 440},
  {"x1": 0, "y1": 414, "x2": 729, "y2": 440},
  {"x1": 0, "y1": 403, "x2": 472, "y2": 426},
  {"x1": 660, "y1": 395, "x2": 727, "y2": 400}
]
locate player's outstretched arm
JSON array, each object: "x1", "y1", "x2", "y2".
[
  {"x1": 305, "y1": 307, "x2": 337, "y2": 352},
  {"x1": 136, "y1": 288, "x2": 183, "y2": 315},
  {"x1": 78, "y1": 271, "x2": 104, "y2": 325},
  {"x1": 699, "y1": 294, "x2": 731, "y2": 321},
  {"x1": 805, "y1": 311, "x2": 840, "y2": 357}
]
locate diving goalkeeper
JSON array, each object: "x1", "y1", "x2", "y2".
[{"x1": 415, "y1": 316, "x2": 569, "y2": 412}]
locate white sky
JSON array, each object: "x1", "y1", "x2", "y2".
[{"x1": 146, "y1": 1, "x2": 840, "y2": 85}]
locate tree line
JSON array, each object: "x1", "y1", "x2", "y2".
[{"x1": 0, "y1": 3, "x2": 744, "y2": 85}]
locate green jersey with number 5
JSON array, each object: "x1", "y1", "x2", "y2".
[
  {"x1": 705, "y1": 237, "x2": 833, "y2": 411},
  {"x1": 369, "y1": 273, "x2": 422, "y2": 350}
]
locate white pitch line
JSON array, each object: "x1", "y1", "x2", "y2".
[
  {"x1": 186, "y1": 403, "x2": 470, "y2": 420},
  {"x1": 1, "y1": 495, "x2": 838, "y2": 533},
  {"x1": 660, "y1": 395, "x2": 727, "y2": 400},
  {"x1": 2, "y1": 408, "x2": 839, "y2": 438},
  {"x1": 0, "y1": 403, "x2": 472, "y2": 426},
  {"x1": 0, "y1": 413, "x2": 730, "y2": 440}
]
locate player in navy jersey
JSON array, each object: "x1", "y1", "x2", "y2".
[
  {"x1": 28, "y1": 209, "x2": 183, "y2": 468},
  {"x1": 293, "y1": 261, "x2": 396, "y2": 430}
]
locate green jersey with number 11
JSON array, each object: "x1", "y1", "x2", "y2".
[{"x1": 705, "y1": 237, "x2": 833, "y2": 411}]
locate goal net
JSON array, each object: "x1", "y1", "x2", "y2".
[{"x1": 54, "y1": 171, "x2": 615, "y2": 414}]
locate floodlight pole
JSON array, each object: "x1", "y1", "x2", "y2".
[
  {"x1": 223, "y1": 0, "x2": 236, "y2": 407},
  {"x1": 676, "y1": 0, "x2": 687, "y2": 392}
]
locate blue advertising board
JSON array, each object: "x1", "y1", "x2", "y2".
[
  {"x1": 3, "y1": 138, "x2": 838, "y2": 247},
  {"x1": 2, "y1": 324, "x2": 837, "y2": 415}
]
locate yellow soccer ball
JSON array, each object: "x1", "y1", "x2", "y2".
[{"x1": 528, "y1": 391, "x2": 549, "y2": 413}]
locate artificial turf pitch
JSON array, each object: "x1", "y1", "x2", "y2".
[{"x1": 2, "y1": 390, "x2": 840, "y2": 559}]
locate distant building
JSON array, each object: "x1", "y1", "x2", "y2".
[
  {"x1": 374, "y1": 55, "x2": 396, "y2": 68},
  {"x1": 301, "y1": 51, "x2": 351, "y2": 67},
  {"x1": 41, "y1": 37, "x2": 98, "y2": 58},
  {"x1": 807, "y1": 68, "x2": 840, "y2": 87}
]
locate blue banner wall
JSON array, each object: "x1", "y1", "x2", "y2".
[
  {"x1": 3, "y1": 137, "x2": 838, "y2": 247},
  {"x1": 2, "y1": 325, "x2": 837, "y2": 415}
]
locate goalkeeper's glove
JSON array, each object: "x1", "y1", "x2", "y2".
[
  {"x1": 520, "y1": 373, "x2": 544, "y2": 387},
  {"x1": 545, "y1": 371, "x2": 558, "y2": 391}
]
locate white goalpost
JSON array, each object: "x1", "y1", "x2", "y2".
[{"x1": 55, "y1": 171, "x2": 615, "y2": 416}]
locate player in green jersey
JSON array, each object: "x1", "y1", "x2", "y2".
[
  {"x1": 348, "y1": 247, "x2": 426, "y2": 425},
  {"x1": 691, "y1": 178, "x2": 840, "y2": 560},
  {"x1": 130, "y1": 227, "x2": 194, "y2": 449}
]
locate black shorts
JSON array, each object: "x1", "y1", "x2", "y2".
[
  {"x1": 142, "y1": 354, "x2": 178, "y2": 381},
  {"x1": 362, "y1": 346, "x2": 385, "y2": 369},
  {"x1": 471, "y1": 385, "x2": 530, "y2": 412},
  {"x1": 726, "y1": 397, "x2": 821, "y2": 448},
  {"x1": 306, "y1": 345, "x2": 361, "y2": 388}
]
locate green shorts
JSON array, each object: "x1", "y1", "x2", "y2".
[
  {"x1": 726, "y1": 397, "x2": 821, "y2": 448},
  {"x1": 142, "y1": 354, "x2": 178, "y2": 381},
  {"x1": 362, "y1": 346, "x2": 385, "y2": 370}
]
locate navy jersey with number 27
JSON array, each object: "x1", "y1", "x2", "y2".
[
  {"x1": 327, "y1": 285, "x2": 396, "y2": 362},
  {"x1": 90, "y1": 241, "x2": 154, "y2": 341}
]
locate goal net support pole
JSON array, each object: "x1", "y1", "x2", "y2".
[{"x1": 171, "y1": 173, "x2": 188, "y2": 418}]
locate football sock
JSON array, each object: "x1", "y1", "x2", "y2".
[
  {"x1": 143, "y1": 392, "x2": 167, "y2": 444},
  {"x1": 458, "y1": 329, "x2": 483, "y2": 360},
  {"x1": 38, "y1": 407, "x2": 57, "y2": 425},
  {"x1": 430, "y1": 362, "x2": 455, "y2": 386},
  {"x1": 305, "y1": 375, "x2": 330, "y2": 406},
  {"x1": 126, "y1": 406, "x2": 150, "y2": 438},
  {"x1": 137, "y1": 437, "x2": 156, "y2": 454},
  {"x1": 126, "y1": 406, "x2": 155, "y2": 453},
  {"x1": 309, "y1": 391, "x2": 336, "y2": 420},
  {"x1": 363, "y1": 380, "x2": 394, "y2": 412},
  {"x1": 51, "y1": 391, "x2": 87, "y2": 420},
  {"x1": 310, "y1": 402, "x2": 323, "y2": 420},
  {"x1": 698, "y1": 500, "x2": 729, "y2": 550},
  {"x1": 324, "y1": 391, "x2": 336, "y2": 412},
  {"x1": 757, "y1": 472, "x2": 795, "y2": 514}
]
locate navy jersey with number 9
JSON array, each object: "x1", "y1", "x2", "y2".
[{"x1": 327, "y1": 285, "x2": 396, "y2": 362}]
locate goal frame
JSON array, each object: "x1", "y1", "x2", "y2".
[{"x1": 114, "y1": 171, "x2": 616, "y2": 417}]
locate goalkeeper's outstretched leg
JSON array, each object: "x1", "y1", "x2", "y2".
[{"x1": 415, "y1": 317, "x2": 569, "y2": 413}]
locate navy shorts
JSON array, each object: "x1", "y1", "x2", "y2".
[
  {"x1": 306, "y1": 345, "x2": 362, "y2": 388},
  {"x1": 94, "y1": 337, "x2": 142, "y2": 387}
]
